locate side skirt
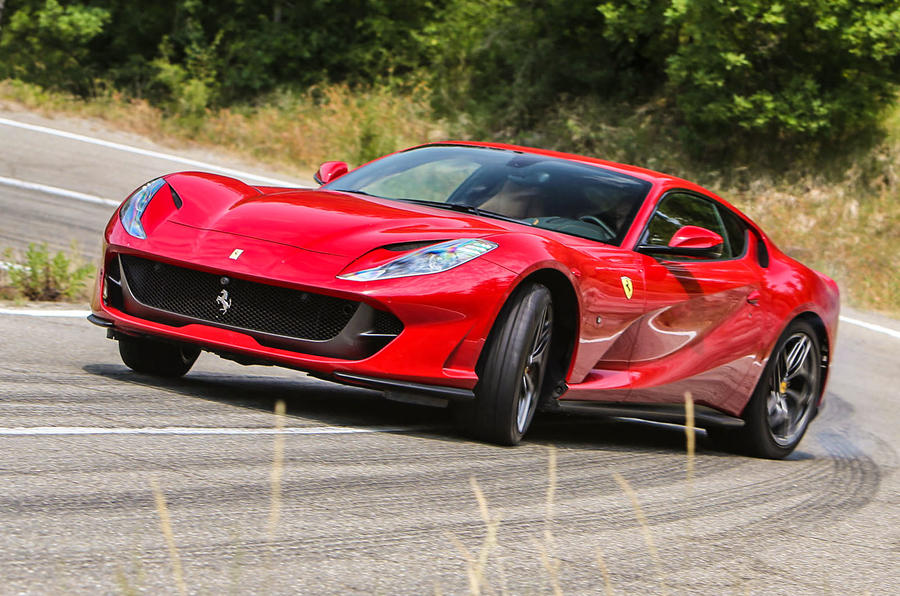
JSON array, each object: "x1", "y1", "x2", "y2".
[{"x1": 550, "y1": 401, "x2": 745, "y2": 428}]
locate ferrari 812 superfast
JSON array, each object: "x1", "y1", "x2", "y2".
[{"x1": 89, "y1": 142, "x2": 839, "y2": 458}]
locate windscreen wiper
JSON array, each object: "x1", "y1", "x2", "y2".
[
  {"x1": 337, "y1": 189, "x2": 382, "y2": 198},
  {"x1": 395, "y1": 198, "x2": 524, "y2": 224}
]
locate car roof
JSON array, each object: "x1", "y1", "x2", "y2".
[{"x1": 418, "y1": 141, "x2": 690, "y2": 187}]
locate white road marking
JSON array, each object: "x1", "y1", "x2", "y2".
[
  {"x1": 0, "y1": 425, "x2": 423, "y2": 436},
  {"x1": 0, "y1": 174, "x2": 119, "y2": 207},
  {"x1": 0, "y1": 116, "x2": 303, "y2": 187},
  {"x1": 0, "y1": 308, "x2": 90, "y2": 318},
  {"x1": 839, "y1": 315, "x2": 900, "y2": 340},
  {"x1": 0, "y1": 260, "x2": 26, "y2": 271}
]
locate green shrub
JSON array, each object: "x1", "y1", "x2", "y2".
[
  {"x1": 3, "y1": 0, "x2": 899, "y2": 154},
  {"x1": 0, "y1": 0, "x2": 110, "y2": 94},
  {"x1": 6, "y1": 243, "x2": 94, "y2": 302},
  {"x1": 665, "y1": 0, "x2": 900, "y2": 149},
  {"x1": 426, "y1": 0, "x2": 665, "y2": 133}
]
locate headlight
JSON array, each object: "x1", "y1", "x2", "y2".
[
  {"x1": 119, "y1": 178, "x2": 166, "y2": 239},
  {"x1": 338, "y1": 239, "x2": 498, "y2": 281}
]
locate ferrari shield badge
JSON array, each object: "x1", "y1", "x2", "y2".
[{"x1": 620, "y1": 276, "x2": 634, "y2": 300}]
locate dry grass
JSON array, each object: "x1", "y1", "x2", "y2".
[
  {"x1": 195, "y1": 84, "x2": 445, "y2": 170},
  {"x1": 444, "y1": 436, "x2": 706, "y2": 594},
  {"x1": 612, "y1": 472, "x2": 668, "y2": 596},
  {"x1": 594, "y1": 549, "x2": 615, "y2": 596},
  {"x1": 727, "y1": 168, "x2": 900, "y2": 315},
  {"x1": 267, "y1": 399, "x2": 287, "y2": 540},
  {"x1": 714, "y1": 106, "x2": 900, "y2": 315},
  {"x1": 445, "y1": 475, "x2": 502, "y2": 595},
  {"x1": 0, "y1": 79, "x2": 444, "y2": 176},
  {"x1": 149, "y1": 477, "x2": 187, "y2": 596},
  {"x1": 684, "y1": 392, "x2": 696, "y2": 486},
  {"x1": 535, "y1": 445, "x2": 563, "y2": 595}
]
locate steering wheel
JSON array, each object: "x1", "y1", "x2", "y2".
[{"x1": 578, "y1": 215, "x2": 615, "y2": 238}]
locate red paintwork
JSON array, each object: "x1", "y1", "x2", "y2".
[
  {"x1": 314, "y1": 161, "x2": 349, "y2": 184},
  {"x1": 91, "y1": 142, "x2": 840, "y2": 419},
  {"x1": 668, "y1": 225, "x2": 723, "y2": 250}
]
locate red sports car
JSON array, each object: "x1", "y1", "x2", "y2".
[{"x1": 89, "y1": 142, "x2": 839, "y2": 458}]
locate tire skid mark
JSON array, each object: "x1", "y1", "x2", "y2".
[
  {"x1": 0, "y1": 365, "x2": 886, "y2": 589},
  {"x1": 0, "y1": 442, "x2": 745, "y2": 516},
  {"x1": 0, "y1": 439, "x2": 874, "y2": 559},
  {"x1": 643, "y1": 430, "x2": 883, "y2": 579},
  {"x1": 0, "y1": 435, "x2": 884, "y2": 592},
  {"x1": 0, "y1": 430, "x2": 863, "y2": 532}
]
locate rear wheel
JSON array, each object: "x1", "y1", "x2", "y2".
[
  {"x1": 118, "y1": 335, "x2": 200, "y2": 378},
  {"x1": 456, "y1": 283, "x2": 553, "y2": 446},
  {"x1": 710, "y1": 320, "x2": 822, "y2": 459}
]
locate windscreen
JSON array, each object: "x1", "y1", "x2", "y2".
[{"x1": 324, "y1": 145, "x2": 652, "y2": 245}]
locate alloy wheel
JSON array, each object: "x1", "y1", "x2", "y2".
[
  {"x1": 766, "y1": 332, "x2": 817, "y2": 447},
  {"x1": 516, "y1": 302, "x2": 553, "y2": 433}
]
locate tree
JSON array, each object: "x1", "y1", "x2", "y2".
[
  {"x1": 0, "y1": 0, "x2": 110, "y2": 93},
  {"x1": 665, "y1": 0, "x2": 900, "y2": 146}
]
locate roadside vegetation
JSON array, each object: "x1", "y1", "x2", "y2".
[
  {"x1": 1, "y1": 0, "x2": 898, "y2": 314},
  {"x1": 0, "y1": 243, "x2": 94, "y2": 302}
]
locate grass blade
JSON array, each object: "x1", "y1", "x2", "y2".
[
  {"x1": 150, "y1": 477, "x2": 187, "y2": 596},
  {"x1": 684, "y1": 391, "x2": 695, "y2": 486},
  {"x1": 612, "y1": 472, "x2": 667, "y2": 596},
  {"x1": 267, "y1": 399, "x2": 286, "y2": 540}
]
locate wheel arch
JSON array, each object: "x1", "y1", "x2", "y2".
[{"x1": 479, "y1": 268, "x2": 579, "y2": 401}]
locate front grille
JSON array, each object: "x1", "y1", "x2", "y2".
[
  {"x1": 120, "y1": 255, "x2": 360, "y2": 341},
  {"x1": 373, "y1": 308, "x2": 405, "y2": 335}
]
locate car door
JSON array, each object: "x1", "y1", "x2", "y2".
[
  {"x1": 566, "y1": 243, "x2": 648, "y2": 400},
  {"x1": 624, "y1": 191, "x2": 767, "y2": 414}
]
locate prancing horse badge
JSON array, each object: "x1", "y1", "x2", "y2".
[{"x1": 620, "y1": 276, "x2": 634, "y2": 300}]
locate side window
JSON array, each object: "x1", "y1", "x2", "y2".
[
  {"x1": 717, "y1": 206, "x2": 748, "y2": 259},
  {"x1": 754, "y1": 231, "x2": 770, "y2": 267},
  {"x1": 643, "y1": 192, "x2": 728, "y2": 259}
]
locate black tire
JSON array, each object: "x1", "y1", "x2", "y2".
[
  {"x1": 118, "y1": 335, "x2": 200, "y2": 378},
  {"x1": 709, "y1": 320, "x2": 822, "y2": 459},
  {"x1": 455, "y1": 283, "x2": 554, "y2": 446}
]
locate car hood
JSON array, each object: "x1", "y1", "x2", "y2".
[{"x1": 166, "y1": 173, "x2": 511, "y2": 257}]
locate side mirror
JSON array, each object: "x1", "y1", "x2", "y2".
[
  {"x1": 313, "y1": 161, "x2": 349, "y2": 185},
  {"x1": 668, "y1": 225, "x2": 723, "y2": 250},
  {"x1": 638, "y1": 225, "x2": 724, "y2": 258}
]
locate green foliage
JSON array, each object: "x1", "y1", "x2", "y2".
[
  {"x1": 151, "y1": 35, "x2": 220, "y2": 117},
  {"x1": 0, "y1": 0, "x2": 110, "y2": 93},
  {"x1": 664, "y1": 0, "x2": 900, "y2": 150},
  {"x1": 425, "y1": 0, "x2": 665, "y2": 133},
  {"x1": 2, "y1": 0, "x2": 900, "y2": 154},
  {"x1": 6, "y1": 243, "x2": 94, "y2": 302}
]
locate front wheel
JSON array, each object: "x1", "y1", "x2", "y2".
[
  {"x1": 118, "y1": 335, "x2": 200, "y2": 378},
  {"x1": 710, "y1": 320, "x2": 822, "y2": 459},
  {"x1": 456, "y1": 283, "x2": 553, "y2": 446}
]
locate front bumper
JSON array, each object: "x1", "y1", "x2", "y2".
[{"x1": 91, "y1": 224, "x2": 517, "y2": 391}]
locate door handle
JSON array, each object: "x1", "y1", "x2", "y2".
[{"x1": 747, "y1": 290, "x2": 761, "y2": 306}]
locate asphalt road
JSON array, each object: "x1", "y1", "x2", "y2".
[
  {"x1": 0, "y1": 109, "x2": 307, "y2": 261},
  {"x1": 0, "y1": 110, "x2": 898, "y2": 595}
]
